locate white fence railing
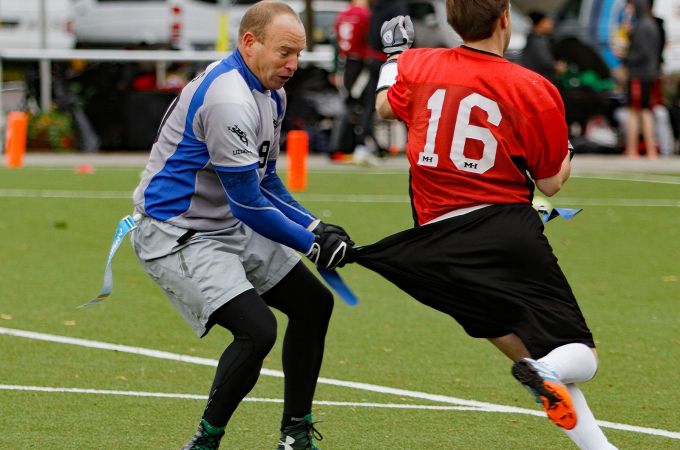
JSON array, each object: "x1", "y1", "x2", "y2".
[{"x1": 0, "y1": 48, "x2": 334, "y2": 151}]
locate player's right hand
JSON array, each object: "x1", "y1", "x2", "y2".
[
  {"x1": 305, "y1": 231, "x2": 352, "y2": 270},
  {"x1": 380, "y1": 15, "x2": 415, "y2": 56}
]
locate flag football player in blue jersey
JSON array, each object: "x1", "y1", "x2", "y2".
[{"x1": 130, "y1": 2, "x2": 352, "y2": 449}]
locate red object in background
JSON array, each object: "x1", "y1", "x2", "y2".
[
  {"x1": 132, "y1": 73, "x2": 157, "y2": 91},
  {"x1": 4, "y1": 111, "x2": 28, "y2": 169},
  {"x1": 75, "y1": 163, "x2": 96, "y2": 174},
  {"x1": 335, "y1": 4, "x2": 370, "y2": 59},
  {"x1": 286, "y1": 130, "x2": 309, "y2": 192},
  {"x1": 170, "y1": 5, "x2": 183, "y2": 49}
]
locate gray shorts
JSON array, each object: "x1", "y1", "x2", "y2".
[{"x1": 130, "y1": 215, "x2": 300, "y2": 337}]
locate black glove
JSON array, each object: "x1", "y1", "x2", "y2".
[
  {"x1": 310, "y1": 220, "x2": 354, "y2": 246},
  {"x1": 306, "y1": 231, "x2": 351, "y2": 270},
  {"x1": 380, "y1": 15, "x2": 415, "y2": 56}
]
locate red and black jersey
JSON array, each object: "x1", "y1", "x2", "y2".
[
  {"x1": 387, "y1": 46, "x2": 569, "y2": 225},
  {"x1": 334, "y1": 5, "x2": 370, "y2": 59}
]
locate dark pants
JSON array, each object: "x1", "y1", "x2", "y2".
[
  {"x1": 359, "y1": 58, "x2": 384, "y2": 147},
  {"x1": 202, "y1": 262, "x2": 334, "y2": 427}
]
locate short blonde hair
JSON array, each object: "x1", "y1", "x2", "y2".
[{"x1": 238, "y1": 1, "x2": 302, "y2": 42}]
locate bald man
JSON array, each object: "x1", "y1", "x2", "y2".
[{"x1": 131, "y1": 2, "x2": 351, "y2": 449}]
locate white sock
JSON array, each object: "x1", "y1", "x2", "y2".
[
  {"x1": 538, "y1": 343, "x2": 598, "y2": 384},
  {"x1": 562, "y1": 384, "x2": 618, "y2": 450}
]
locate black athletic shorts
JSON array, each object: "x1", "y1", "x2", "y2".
[
  {"x1": 352, "y1": 203, "x2": 595, "y2": 359},
  {"x1": 627, "y1": 78, "x2": 653, "y2": 109}
]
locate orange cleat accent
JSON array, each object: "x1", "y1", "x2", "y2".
[
  {"x1": 512, "y1": 358, "x2": 578, "y2": 430},
  {"x1": 539, "y1": 380, "x2": 577, "y2": 430}
]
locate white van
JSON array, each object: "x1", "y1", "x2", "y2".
[
  {"x1": 225, "y1": 1, "x2": 346, "y2": 70},
  {"x1": 71, "y1": 0, "x2": 222, "y2": 50},
  {"x1": 71, "y1": 0, "x2": 343, "y2": 65},
  {"x1": 0, "y1": 0, "x2": 75, "y2": 49}
]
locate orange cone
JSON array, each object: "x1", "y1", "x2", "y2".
[
  {"x1": 4, "y1": 112, "x2": 28, "y2": 169},
  {"x1": 286, "y1": 130, "x2": 308, "y2": 192},
  {"x1": 75, "y1": 163, "x2": 96, "y2": 174}
]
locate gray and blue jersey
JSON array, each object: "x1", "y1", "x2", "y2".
[{"x1": 133, "y1": 51, "x2": 287, "y2": 231}]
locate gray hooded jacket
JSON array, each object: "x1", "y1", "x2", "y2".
[{"x1": 625, "y1": 0, "x2": 661, "y2": 81}]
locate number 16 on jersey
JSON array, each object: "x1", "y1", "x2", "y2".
[{"x1": 418, "y1": 90, "x2": 502, "y2": 175}]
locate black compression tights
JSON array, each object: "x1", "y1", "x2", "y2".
[{"x1": 202, "y1": 262, "x2": 334, "y2": 428}]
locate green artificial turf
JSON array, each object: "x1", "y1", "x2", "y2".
[{"x1": 0, "y1": 165, "x2": 678, "y2": 449}]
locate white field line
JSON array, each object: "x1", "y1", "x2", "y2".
[
  {"x1": 0, "y1": 385, "x2": 484, "y2": 412},
  {"x1": 12, "y1": 165, "x2": 680, "y2": 181},
  {"x1": 0, "y1": 188, "x2": 133, "y2": 199},
  {"x1": 302, "y1": 172, "x2": 680, "y2": 183},
  {"x1": 1, "y1": 188, "x2": 680, "y2": 208},
  {"x1": 1, "y1": 327, "x2": 679, "y2": 440},
  {"x1": 572, "y1": 173, "x2": 680, "y2": 185},
  {"x1": 554, "y1": 198, "x2": 680, "y2": 208}
]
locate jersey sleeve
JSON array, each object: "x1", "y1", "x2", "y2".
[
  {"x1": 261, "y1": 160, "x2": 316, "y2": 228},
  {"x1": 386, "y1": 55, "x2": 411, "y2": 124},
  {"x1": 201, "y1": 99, "x2": 261, "y2": 171},
  {"x1": 215, "y1": 168, "x2": 315, "y2": 253},
  {"x1": 525, "y1": 85, "x2": 570, "y2": 180}
]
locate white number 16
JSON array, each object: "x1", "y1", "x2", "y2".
[{"x1": 417, "y1": 90, "x2": 502, "y2": 174}]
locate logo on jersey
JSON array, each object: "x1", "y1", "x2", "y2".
[
  {"x1": 273, "y1": 118, "x2": 280, "y2": 129},
  {"x1": 227, "y1": 125, "x2": 249, "y2": 145},
  {"x1": 233, "y1": 148, "x2": 251, "y2": 156},
  {"x1": 382, "y1": 30, "x2": 394, "y2": 45}
]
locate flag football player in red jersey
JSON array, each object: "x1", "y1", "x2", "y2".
[{"x1": 349, "y1": 2, "x2": 618, "y2": 448}]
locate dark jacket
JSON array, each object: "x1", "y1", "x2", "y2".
[
  {"x1": 625, "y1": 0, "x2": 661, "y2": 80},
  {"x1": 521, "y1": 33, "x2": 557, "y2": 83}
]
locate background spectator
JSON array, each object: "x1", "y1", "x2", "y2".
[
  {"x1": 520, "y1": 11, "x2": 566, "y2": 86},
  {"x1": 648, "y1": 0, "x2": 675, "y2": 156},
  {"x1": 351, "y1": 0, "x2": 408, "y2": 165},
  {"x1": 622, "y1": 0, "x2": 661, "y2": 158},
  {"x1": 331, "y1": 0, "x2": 371, "y2": 158}
]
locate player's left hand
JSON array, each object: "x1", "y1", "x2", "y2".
[
  {"x1": 310, "y1": 220, "x2": 354, "y2": 246},
  {"x1": 380, "y1": 15, "x2": 415, "y2": 56}
]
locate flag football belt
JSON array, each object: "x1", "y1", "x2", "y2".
[{"x1": 81, "y1": 215, "x2": 358, "y2": 308}]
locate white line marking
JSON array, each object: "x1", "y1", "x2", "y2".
[
  {"x1": 16, "y1": 167, "x2": 680, "y2": 183},
  {"x1": 296, "y1": 195, "x2": 680, "y2": 208},
  {"x1": 573, "y1": 173, "x2": 680, "y2": 185},
  {"x1": 0, "y1": 384, "x2": 207, "y2": 400},
  {"x1": 0, "y1": 326, "x2": 220, "y2": 367},
  {"x1": 2, "y1": 327, "x2": 679, "y2": 439},
  {"x1": 0, "y1": 385, "x2": 485, "y2": 411},
  {"x1": 0, "y1": 189, "x2": 132, "y2": 199},
  {"x1": 1, "y1": 188, "x2": 678, "y2": 208},
  {"x1": 554, "y1": 198, "x2": 680, "y2": 208},
  {"x1": 296, "y1": 193, "x2": 408, "y2": 203}
]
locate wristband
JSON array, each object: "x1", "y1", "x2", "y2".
[
  {"x1": 376, "y1": 59, "x2": 398, "y2": 93},
  {"x1": 307, "y1": 219, "x2": 321, "y2": 231}
]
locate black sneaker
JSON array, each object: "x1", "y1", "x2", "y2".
[
  {"x1": 276, "y1": 414, "x2": 323, "y2": 450},
  {"x1": 181, "y1": 419, "x2": 225, "y2": 450}
]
